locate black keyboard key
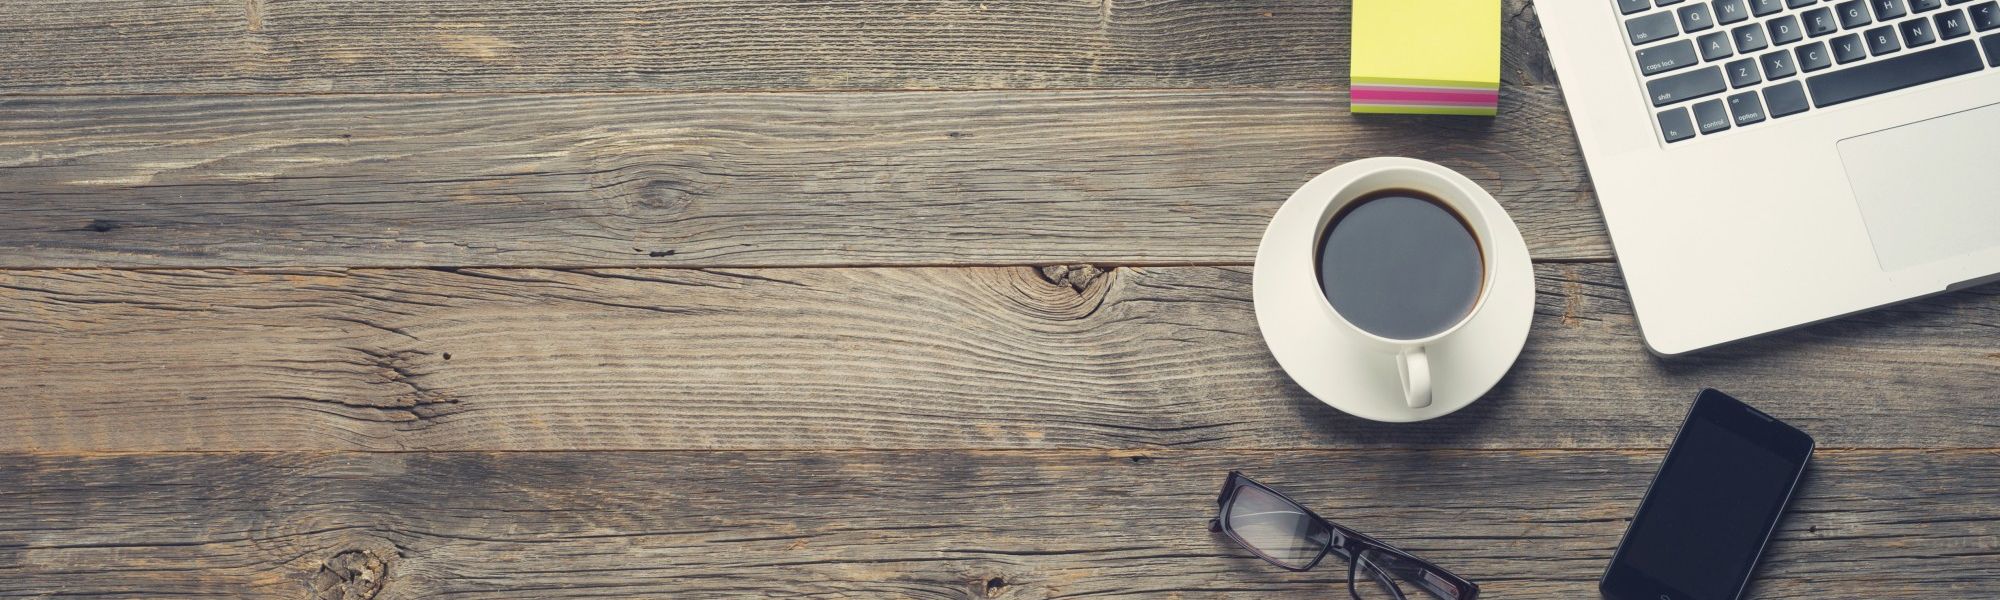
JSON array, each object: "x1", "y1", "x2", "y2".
[
  {"x1": 1838, "y1": 0, "x2": 1876, "y2": 27},
  {"x1": 1951, "y1": 0, "x2": 1973, "y2": 4},
  {"x1": 1939, "y1": 9, "x2": 1976, "y2": 38},
  {"x1": 1728, "y1": 90, "x2": 1769, "y2": 124},
  {"x1": 1903, "y1": 15, "x2": 1941, "y2": 44},
  {"x1": 1832, "y1": 32, "x2": 1872, "y2": 59},
  {"x1": 1764, "y1": 81, "x2": 1812, "y2": 116},
  {"x1": 1792, "y1": 0, "x2": 1821, "y2": 6},
  {"x1": 1807, "y1": 39, "x2": 1983, "y2": 105},
  {"x1": 1984, "y1": 31, "x2": 2000, "y2": 64},
  {"x1": 1873, "y1": 0, "x2": 1909, "y2": 19},
  {"x1": 1868, "y1": 24, "x2": 1904, "y2": 52},
  {"x1": 1735, "y1": 22, "x2": 1772, "y2": 50},
  {"x1": 1727, "y1": 57, "x2": 1765, "y2": 85},
  {"x1": 1753, "y1": 0, "x2": 1786, "y2": 14},
  {"x1": 1629, "y1": 12, "x2": 1682, "y2": 44},
  {"x1": 1681, "y1": 3, "x2": 1718, "y2": 31},
  {"x1": 1769, "y1": 15, "x2": 1807, "y2": 44},
  {"x1": 1716, "y1": 0, "x2": 1754, "y2": 22},
  {"x1": 1762, "y1": 49, "x2": 1801, "y2": 77},
  {"x1": 1804, "y1": 7, "x2": 1843, "y2": 34},
  {"x1": 1700, "y1": 30, "x2": 1739, "y2": 58},
  {"x1": 1911, "y1": 0, "x2": 1943, "y2": 10},
  {"x1": 1620, "y1": 0, "x2": 1654, "y2": 13},
  {"x1": 1659, "y1": 107, "x2": 1698, "y2": 141},
  {"x1": 1639, "y1": 40, "x2": 1704, "y2": 74},
  {"x1": 1693, "y1": 98, "x2": 1734, "y2": 132},
  {"x1": 1649, "y1": 65, "x2": 1730, "y2": 105},
  {"x1": 1660, "y1": 0, "x2": 1687, "y2": 5},
  {"x1": 1974, "y1": 1, "x2": 2000, "y2": 29},
  {"x1": 1798, "y1": 40, "x2": 1838, "y2": 69}
]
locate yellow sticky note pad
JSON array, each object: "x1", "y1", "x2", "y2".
[{"x1": 1350, "y1": 0, "x2": 1502, "y2": 116}]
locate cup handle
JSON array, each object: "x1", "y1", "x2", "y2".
[{"x1": 1397, "y1": 348, "x2": 1433, "y2": 409}]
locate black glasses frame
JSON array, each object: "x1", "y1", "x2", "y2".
[{"x1": 1208, "y1": 471, "x2": 1481, "y2": 600}]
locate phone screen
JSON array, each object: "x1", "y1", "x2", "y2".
[{"x1": 1602, "y1": 390, "x2": 1814, "y2": 600}]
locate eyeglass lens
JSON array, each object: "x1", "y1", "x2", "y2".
[{"x1": 1223, "y1": 482, "x2": 1332, "y2": 569}]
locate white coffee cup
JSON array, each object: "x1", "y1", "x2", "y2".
[{"x1": 1308, "y1": 158, "x2": 1501, "y2": 409}]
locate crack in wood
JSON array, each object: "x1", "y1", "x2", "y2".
[
  {"x1": 290, "y1": 345, "x2": 464, "y2": 426},
  {"x1": 1561, "y1": 265, "x2": 1580, "y2": 327}
]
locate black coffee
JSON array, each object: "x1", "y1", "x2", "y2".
[{"x1": 1315, "y1": 190, "x2": 1484, "y2": 340}]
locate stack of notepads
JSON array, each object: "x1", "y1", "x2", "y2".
[{"x1": 1350, "y1": 0, "x2": 1502, "y2": 116}]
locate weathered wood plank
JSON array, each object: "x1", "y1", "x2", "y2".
[
  {"x1": 0, "y1": 89, "x2": 1596, "y2": 267},
  {"x1": 2, "y1": 265, "x2": 1992, "y2": 451},
  {"x1": 0, "y1": 449, "x2": 1991, "y2": 598},
  {"x1": 0, "y1": 0, "x2": 1559, "y2": 93}
]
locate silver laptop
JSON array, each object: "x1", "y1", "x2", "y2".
[{"x1": 1539, "y1": 0, "x2": 2000, "y2": 355}]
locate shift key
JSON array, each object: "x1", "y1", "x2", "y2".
[{"x1": 1647, "y1": 66, "x2": 1729, "y2": 106}]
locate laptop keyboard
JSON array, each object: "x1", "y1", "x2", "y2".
[{"x1": 1623, "y1": 0, "x2": 2000, "y2": 143}]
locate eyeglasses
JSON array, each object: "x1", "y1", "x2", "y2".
[{"x1": 1208, "y1": 471, "x2": 1480, "y2": 600}]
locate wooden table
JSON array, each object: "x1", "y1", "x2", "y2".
[{"x1": 2, "y1": 1, "x2": 1994, "y2": 597}]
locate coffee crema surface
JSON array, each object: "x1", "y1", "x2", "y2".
[{"x1": 1315, "y1": 190, "x2": 1485, "y2": 340}]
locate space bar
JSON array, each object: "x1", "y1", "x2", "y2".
[{"x1": 1807, "y1": 41, "x2": 1984, "y2": 108}]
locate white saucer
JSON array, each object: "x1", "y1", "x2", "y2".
[{"x1": 1253, "y1": 159, "x2": 1535, "y2": 423}]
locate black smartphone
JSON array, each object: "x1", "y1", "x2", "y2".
[{"x1": 1600, "y1": 389, "x2": 1815, "y2": 600}]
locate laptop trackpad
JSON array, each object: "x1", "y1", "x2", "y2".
[{"x1": 1838, "y1": 102, "x2": 2000, "y2": 272}]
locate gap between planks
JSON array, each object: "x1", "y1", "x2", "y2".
[
  {"x1": 1, "y1": 448, "x2": 1991, "y2": 456},
  {"x1": 0, "y1": 86, "x2": 1358, "y2": 98},
  {"x1": 0, "y1": 259, "x2": 1617, "y2": 273}
]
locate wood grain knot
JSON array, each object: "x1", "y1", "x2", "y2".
[
  {"x1": 244, "y1": 0, "x2": 263, "y2": 32},
  {"x1": 582, "y1": 152, "x2": 707, "y2": 228},
  {"x1": 1020, "y1": 265, "x2": 1114, "y2": 320},
  {"x1": 307, "y1": 549, "x2": 387, "y2": 600},
  {"x1": 581, "y1": 157, "x2": 707, "y2": 253},
  {"x1": 629, "y1": 179, "x2": 695, "y2": 213},
  {"x1": 1037, "y1": 265, "x2": 1104, "y2": 293}
]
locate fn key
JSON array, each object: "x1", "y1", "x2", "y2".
[{"x1": 1659, "y1": 107, "x2": 1698, "y2": 142}]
